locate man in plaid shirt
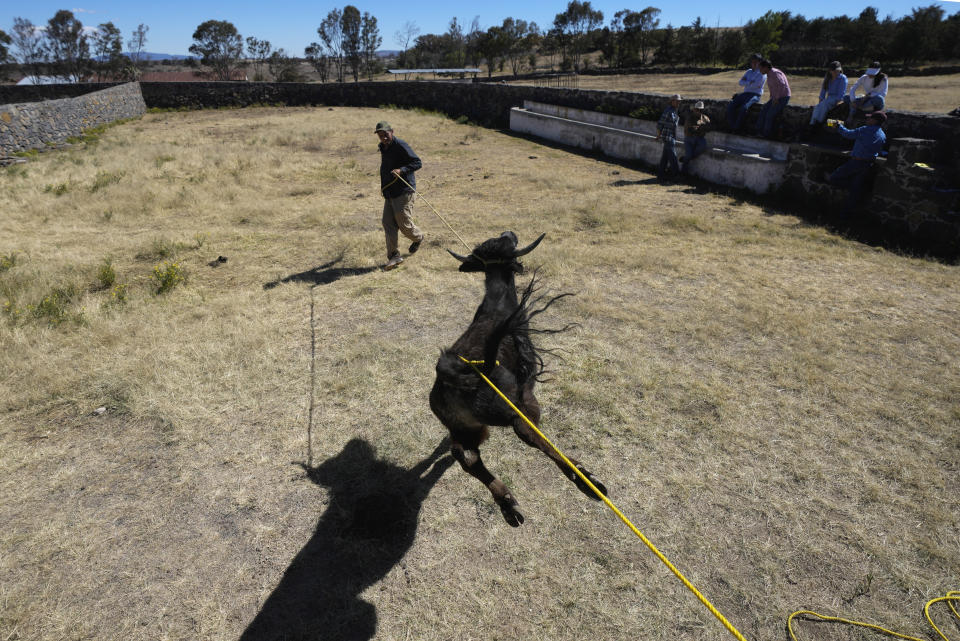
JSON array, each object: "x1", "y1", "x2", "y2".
[{"x1": 655, "y1": 94, "x2": 681, "y2": 180}]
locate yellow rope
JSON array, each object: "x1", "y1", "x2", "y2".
[
  {"x1": 384, "y1": 173, "x2": 472, "y2": 252},
  {"x1": 788, "y1": 593, "x2": 959, "y2": 641},
  {"x1": 458, "y1": 355, "x2": 750, "y2": 641}
]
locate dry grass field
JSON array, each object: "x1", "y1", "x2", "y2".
[
  {"x1": 510, "y1": 70, "x2": 960, "y2": 114},
  {"x1": 1, "y1": 106, "x2": 958, "y2": 641}
]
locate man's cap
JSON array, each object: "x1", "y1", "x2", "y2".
[
  {"x1": 693, "y1": 100, "x2": 705, "y2": 109},
  {"x1": 671, "y1": 93, "x2": 681, "y2": 101},
  {"x1": 374, "y1": 121, "x2": 392, "y2": 133},
  {"x1": 867, "y1": 111, "x2": 887, "y2": 123},
  {"x1": 749, "y1": 52, "x2": 763, "y2": 61}
]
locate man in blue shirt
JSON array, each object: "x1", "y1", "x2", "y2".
[
  {"x1": 824, "y1": 111, "x2": 887, "y2": 215},
  {"x1": 726, "y1": 53, "x2": 765, "y2": 133}
]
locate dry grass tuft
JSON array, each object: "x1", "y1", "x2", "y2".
[{"x1": 0, "y1": 105, "x2": 957, "y2": 641}]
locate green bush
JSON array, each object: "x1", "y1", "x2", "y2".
[
  {"x1": 152, "y1": 262, "x2": 185, "y2": 295},
  {"x1": 96, "y1": 258, "x2": 116, "y2": 290},
  {"x1": 0, "y1": 253, "x2": 16, "y2": 274}
]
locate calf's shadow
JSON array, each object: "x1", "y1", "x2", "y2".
[{"x1": 239, "y1": 438, "x2": 453, "y2": 641}]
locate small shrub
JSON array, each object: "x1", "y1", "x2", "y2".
[
  {"x1": 136, "y1": 237, "x2": 179, "y2": 261},
  {"x1": 628, "y1": 106, "x2": 661, "y2": 121},
  {"x1": 108, "y1": 283, "x2": 128, "y2": 306},
  {"x1": 90, "y1": 170, "x2": 125, "y2": 192},
  {"x1": 0, "y1": 253, "x2": 16, "y2": 273},
  {"x1": 155, "y1": 154, "x2": 176, "y2": 169},
  {"x1": 193, "y1": 233, "x2": 207, "y2": 249},
  {"x1": 44, "y1": 182, "x2": 70, "y2": 196},
  {"x1": 32, "y1": 285, "x2": 81, "y2": 325},
  {"x1": 152, "y1": 262, "x2": 185, "y2": 295},
  {"x1": 96, "y1": 258, "x2": 116, "y2": 290}
]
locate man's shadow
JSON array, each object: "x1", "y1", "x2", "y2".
[
  {"x1": 239, "y1": 438, "x2": 454, "y2": 641},
  {"x1": 264, "y1": 254, "x2": 379, "y2": 289}
]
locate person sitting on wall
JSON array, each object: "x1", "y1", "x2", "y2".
[
  {"x1": 726, "y1": 53, "x2": 765, "y2": 134},
  {"x1": 755, "y1": 59, "x2": 791, "y2": 139},
  {"x1": 655, "y1": 94, "x2": 681, "y2": 181},
  {"x1": 845, "y1": 61, "x2": 888, "y2": 126},
  {"x1": 804, "y1": 61, "x2": 848, "y2": 137},
  {"x1": 681, "y1": 101, "x2": 710, "y2": 174},
  {"x1": 823, "y1": 110, "x2": 887, "y2": 217}
]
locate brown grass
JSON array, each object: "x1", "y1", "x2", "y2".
[
  {"x1": 1, "y1": 106, "x2": 958, "y2": 641},
  {"x1": 509, "y1": 70, "x2": 960, "y2": 114}
]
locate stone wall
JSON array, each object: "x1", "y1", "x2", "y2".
[
  {"x1": 0, "y1": 80, "x2": 955, "y2": 256},
  {"x1": 0, "y1": 82, "x2": 145, "y2": 154}
]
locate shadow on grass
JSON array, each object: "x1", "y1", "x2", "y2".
[
  {"x1": 263, "y1": 254, "x2": 379, "y2": 289},
  {"x1": 239, "y1": 437, "x2": 454, "y2": 641}
]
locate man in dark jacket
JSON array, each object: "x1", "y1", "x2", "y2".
[{"x1": 377, "y1": 121, "x2": 424, "y2": 270}]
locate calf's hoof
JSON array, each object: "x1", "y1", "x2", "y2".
[
  {"x1": 498, "y1": 495, "x2": 525, "y2": 527},
  {"x1": 572, "y1": 467, "x2": 608, "y2": 500}
]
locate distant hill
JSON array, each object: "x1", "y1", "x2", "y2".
[{"x1": 125, "y1": 52, "x2": 195, "y2": 61}]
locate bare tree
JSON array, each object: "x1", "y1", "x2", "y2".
[
  {"x1": 342, "y1": 5, "x2": 362, "y2": 81},
  {"x1": 245, "y1": 36, "x2": 272, "y2": 81},
  {"x1": 91, "y1": 22, "x2": 123, "y2": 81},
  {"x1": 11, "y1": 17, "x2": 46, "y2": 84},
  {"x1": 127, "y1": 23, "x2": 149, "y2": 68},
  {"x1": 360, "y1": 12, "x2": 382, "y2": 80},
  {"x1": 394, "y1": 20, "x2": 419, "y2": 54},
  {"x1": 304, "y1": 42, "x2": 330, "y2": 81},
  {"x1": 319, "y1": 9, "x2": 345, "y2": 82}
]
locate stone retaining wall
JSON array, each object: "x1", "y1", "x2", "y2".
[{"x1": 0, "y1": 82, "x2": 145, "y2": 154}]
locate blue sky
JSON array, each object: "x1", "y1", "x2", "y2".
[{"x1": 8, "y1": 1, "x2": 960, "y2": 57}]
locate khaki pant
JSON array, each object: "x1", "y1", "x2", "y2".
[{"x1": 382, "y1": 192, "x2": 423, "y2": 258}]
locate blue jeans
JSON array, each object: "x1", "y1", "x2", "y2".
[
  {"x1": 828, "y1": 158, "x2": 873, "y2": 214},
  {"x1": 658, "y1": 141, "x2": 679, "y2": 177},
  {"x1": 726, "y1": 92, "x2": 761, "y2": 131},
  {"x1": 756, "y1": 96, "x2": 790, "y2": 138},
  {"x1": 845, "y1": 95, "x2": 885, "y2": 121},
  {"x1": 810, "y1": 99, "x2": 842, "y2": 124},
  {"x1": 682, "y1": 136, "x2": 707, "y2": 172}
]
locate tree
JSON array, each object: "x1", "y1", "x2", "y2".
[
  {"x1": 319, "y1": 9, "x2": 345, "y2": 82},
  {"x1": 500, "y1": 18, "x2": 539, "y2": 76},
  {"x1": 653, "y1": 24, "x2": 676, "y2": 65},
  {"x1": 360, "y1": 12, "x2": 382, "y2": 80},
  {"x1": 91, "y1": 22, "x2": 124, "y2": 81},
  {"x1": 11, "y1": 18, "x2": 45, "y2": 84},
  {"x1": 246, "y1": 37, "x2": 272, "y2": 81},
  {"x1": 553, "y1": 0, "x2": 604, "y2": 71},
  {"x1": 477, "y1": 25, "x2": 509, "y2": 77},
  {"x1": 189, "y1": 20, "x2": 244, "y2": 80},
  {"x1": 0, "y1": 29, "x2": 10, "y2": 66},
  {"x1": 630, "y1": 7, "x2": 661, "y2": 65},
  {"x1": 443, "y1": 17, "x2": 466, "y2": 68},
  {"x1": 717, "y1": 28, "x2": 746, "y2": 66},
  {"x1": 267, "y1": 49, "x2": 303, "y2": 81},
  {"x1": 744, "y1": 10, "x2": 783, "y2": 59},
  {"x1": 304, "y1": 42, "x2": 330, "y2": 81},
  {"x1": 465, "y1": 16, "x2": 484, "y2": 68},
  {"x1": 892, "y1": 5, "x2": 944, "y2": 66},
  {"x1": 341, "y1": 6, "x2": 362, "y2": 81},
  {"x1": 44, "y1": 10, "x2": 90, "y2": 82},
  {"x1": 690, "y1": 17, "x2": 715, "y2": 64},
  {"x1": 395, "y1": 20, "x2": 419, "y2": 55},
  {"x1": 128, "y1": 23, "x2": 148, "y2": 68}
]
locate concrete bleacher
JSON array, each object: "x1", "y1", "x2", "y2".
[{"x1": 509, "y1": 100, "x2": 790, "y2": 194}]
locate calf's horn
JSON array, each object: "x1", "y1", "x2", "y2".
[
  {"x1": 447, "y1": 249, "x2": 470, "y2": 262},
  {"x1": 513, "y1": 233, "x2": 546, "y2": 257}
]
